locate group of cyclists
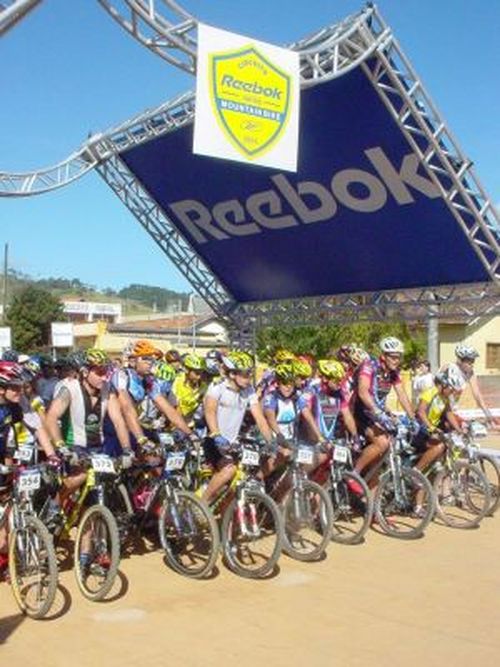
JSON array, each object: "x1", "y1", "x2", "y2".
[{"x1": 0, "y1": 334, "x2": 497, "y2": 583}]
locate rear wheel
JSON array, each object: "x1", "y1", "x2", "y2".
[
  {"x1": 221, "y1": 489, "x2": 283, "y2": 579},
  {"x1": 328, "y1": 471, "x2": 373, "y2": 545},
  {"x1": 159, "y1": 490, "x2": 219, "y2": 579},
  {"x1": 9, "y1": 515, "x2": 58, "y2": 619},
  {"x1": 282, "y1": 480, "x2": 333, "y2": 561},
  {"x1": 74, "y1": 505, "x2": 120, "y2": 601},
  {"x1": 374, "y1": 468, "x2": 434, "y2": 539}
]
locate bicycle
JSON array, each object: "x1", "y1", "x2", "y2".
[
  {"x1": 1, "y1": 460, "x2": 58, "y2": 619},
  {"x1": 430, "y1": 432, "x2": 491, "y2": 529},
  {"x1": 37, "y1": 449, "x2": 121, "y2": 602},
  {"x1": 365, "y1": 417, "x2": 435, "y2": 539},
  {"x1": 195, "y1": 437, "x2": 284, "y2": 579},
  {"x1": 460, "y1": 421, "x2": 500, "y2": 515},
  {"x1": 266, "y1": 439, "x2": 333, "y2": 561},
  {"x1": 113, "y1": 434, "x2": 219, "y2": 580},
  {"x1": 311, "y1": 438, "x2": 373, "y2": 545}
]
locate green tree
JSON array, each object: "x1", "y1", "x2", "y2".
[
  {"x1": 7, "y1": 286, "x2": 64, "y2": 352},
  {"x1": 256, "y1": 321, "x2": 426, "y2": 367}
]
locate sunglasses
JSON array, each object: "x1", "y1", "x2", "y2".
[{"x1": 236, "y1": 370, "x2": 253, "y2": 378}]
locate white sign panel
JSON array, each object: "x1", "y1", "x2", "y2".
[
  {"x1": 194, "y1": 23, "x2": 300, "y2": 172},
  {"x1": 0, "y1": 327, "x2": 11, "y2": 349},
  {"x1": 51, "y1": 322, "x2": 74, "y2": 348}
]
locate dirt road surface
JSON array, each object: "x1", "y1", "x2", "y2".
[{"x1": 2, "y1": 438, "x2": 500, "y2": 667}]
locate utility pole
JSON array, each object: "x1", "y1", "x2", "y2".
[{"x1": 2, "y1": 242, "x2": 8, "y2": 324}]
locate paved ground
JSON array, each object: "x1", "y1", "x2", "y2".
[{"x1": 2, "y1": 436, "x2": 500, "y2": 667}]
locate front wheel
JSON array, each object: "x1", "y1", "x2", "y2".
[
  {"x1": 74, "y1": 505, "x2": 120, "y2": 601},
  {"x1": 9, "y1": 515, "x2": 58, "y2": 619},
  {"x1": 158, "y1": 490, "x2": 219, "y2": 579},
  {"x1": 282, "y1": 480, "x2": 333, "y2": 561},
  {"x1": 434, "y1": 461, "x2": 490, "y2": 529},
  {"x1": 221, "y1": 489, "x2": 283, "y2": 579},
  {"x1": 328, "y1": 471, "x2": 373, "y2": 545},
  {"x1": 476, "y1": 454, "x2": 500, "y2": 515},
  {"x1": 374, "y1": 468, "x2": 434, "y2": 539}
]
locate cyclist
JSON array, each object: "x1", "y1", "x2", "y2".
[
  {"x1": 202, "y1": 351, "x2": 273, "y2": 504},
  {"x1": 352, "y1": 337, "x2": 414, "y2": 482},
  {"x1": 170, "y1": 353, "x2": 208, "y2": 424},
  {"x1": 111, "y1": 340, "x2": 191, "y2": 449},
  {"x1": 0, "y1": 362, "x2": 58, "y2": 578},
  {"x1": 46, "y1": 348, "x2": 132, "y2": 458},
  {"x1": 292, "y1": 357, "x2": 314, "y2": 394},
  {"x1": 165, "y1": 349, "x2": 182, "y2": 373},
  {"x1": 36, "y1": 355, "x2": 59, "y2": 407},
  {"x1": 412, "y1": 365, "x2": 465, "y2": 473},
  {"x1": 451, "y1": 344, "x2": 499, "y2": 427}
]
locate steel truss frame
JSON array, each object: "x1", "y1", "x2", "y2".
[
  {"x1": 0, "y1": 0, "x2": 41, "y2": 36},
  {"x1": 2, "y1": 2, "x2": 499, "y2": 330}
]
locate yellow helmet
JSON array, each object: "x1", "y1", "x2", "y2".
[
  {"x1": 273, "y1": 349, "x2": 296, "y2": 363},
  {"x1": 317, "y1": 359, "x2": 345, "y2": 381},
  {"x1": 292, "y1": 358, "x2": 312, "y2": 379}
]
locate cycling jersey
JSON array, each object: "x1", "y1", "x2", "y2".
[
  {"x1": 0, "y1": 402, "x2": 23, "y2": 460},
  {"x1": 205, "y1": 379, "x2": 258, "y2": 444},
  {"x1": 14, "y1": 395, "x2": 45, "y2": 446},
  {"x1": 352, "y1": 357, "x2": 401, "y2": 431},
  {"x1": 305, "y1": 383, "x2": 349, "y2": 440},
  {"x1": 54, "y1": 378, "x2": 110, "y2": 448},
  {"x1": 263, "y1": 389, "x2": 307, "y2": 440},
  {"x1": 417, "y1": 387, "x2": 450, "y2": 429},
  {"x1": 171, "y1": 373, "x2": 206, "y2": 419}
]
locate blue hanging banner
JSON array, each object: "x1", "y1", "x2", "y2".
[{"x1": 120, "y1": 64, "x2": 489, "y2": 303}]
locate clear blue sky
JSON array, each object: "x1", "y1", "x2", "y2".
[{"x1": 1, "y1": 0, "x2": 499, "y2": 293}]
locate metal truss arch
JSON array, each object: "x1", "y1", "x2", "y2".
[
  {"x1": 97, "y1": 0, "x2": 198, "y2": 74},
  {"x1": 0, "y1": 0, "x2": 41, "y2": 36}
]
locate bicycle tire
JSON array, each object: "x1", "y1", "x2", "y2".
[
  {"x1": 477, "y1": 454, "x2": 500, "y2": 515},
  {"x1": 329, "y1": 471, "x2": 373, "y2": 545},
  {"x1": 221, "y1": 489, "x2": 283, "y2": 579},
  {"x1": 158, "y1": 490, "x2": 219, "y2": 579},
  {"x1": 9, "y1": 515, "x2": 58, "y2": 619},
  {"x1": 374, "y1": 468, "x2": 434, "y2": 539},
  {"x1": 282, "y1": 480, "x2": 333, "y2": 561},
  {"x1": 74, "y1": 505, "x2": 120, "y2": 601},
  {"x1": 433, "y1": 461, "x2": 490, "y2": 529},
  {"x1": 106, "y1": 482, "x2": 135, "y2": 546}
]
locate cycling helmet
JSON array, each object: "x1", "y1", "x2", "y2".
[
  {"x1": 183, "y1": 353, "x2": 206, "y2": 372},
  {"x1": 39, "y1": 354, "x2": 54, "y2": 370},
  {"x1": 22, "y1": 357, "x2": 41, "y2": 377},
  {"x1": 317, "y1": 359, "x2": 345, "y2": 381},
  {"x1": 130, "y1": 340, "x2": 161, "y2": 358},
  {"x1": 379, "y1": 337, "x2": 404, "y2": 354},
  {"x1": 336, "y1": 345, "x2": 351, "y2": 364},
  {"x1": 455, "y1": 344, "x2": 479, "y2": 361},
  {"x1": 435, "y1": 364, "x2": 465, "y2": 391},
  {"x1": 206, "y1": 349, "x2": 223, "y2": 362},
  {"x1": 273, "y1": 349, "x2": 296, "y2": 363},
  {"x1": 165, "y1": 349, "x2": 181, "y2": 363},
  {"x1": 0, "y1": 361, "x2": 24, "y2": 387},
  {"x1": 153, "y1": 361, "x2": 177, "y2": 382},
  {"x1": 2, "y1": 349, "x2": 18, "y2": 362},
  {"x1": 17, "y1": 354, "x2": 30, "y2": 364},
  {"x1": 274, "y1": 362, "x2": 296, "y2": 384},
  {"x1": 84, "y1": 348, "x2": 109, "y2": 368},
  {"x1": 222, "y1": 350, "x2": 254, "y2": 372},
  {"x1": 292, "y1": 358, "x2": 312, "y2": 379},
  {"x1": 347, "y1": 344, "x2": 369, "y2": 367},
  {"x1": 66, "y1": 350, "x2": 86, "y2": 371}
]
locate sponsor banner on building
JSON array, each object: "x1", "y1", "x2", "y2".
[
  {"x1": 0, "y1": 327, "x2": 11, "y2": 350},
  {"x1": 51, "y1": 322, "x2": 74, "y2": 348},
  {"x1": 193, "y1": 23, "x2": 300, "y2": 172},
  {"x1": 121, "y1": 66, "x2": 489, "y2": 302}
]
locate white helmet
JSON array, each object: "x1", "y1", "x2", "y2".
[
  {"x1": 435, "y1": 363, "x2": 465, "y2": 391},
  {"x1": 455, "y1": 344, "x2": 479, "y2": 361},
  {"x1": 380, "y1": 337, "x2": 404, "y2": 354}
]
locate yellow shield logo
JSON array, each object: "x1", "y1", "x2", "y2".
[{"x1": 210, "y1": 46, "x2": 291, "y2": 158}]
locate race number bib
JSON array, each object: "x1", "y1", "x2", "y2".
[
  {"x1": 296, "y1": 446, "x2": 314, "y2": 465},
  {"x1": 91, "y1": 455, "x2": 115, "y2": 474},
  {"x1": 18, "y1": 470, "x2": 41, "y2": 492},
  {"x1": 165, "y1": 452, "x2": 186, "y2": 471},
  {"x1": 15, "y1": 445, "x2": 35, "y2": 463},
  {"x1": 333, "y1": 445, "x2": 349, "y2": 464},
  {"x1": 241, "y1": 448, "x2": 260, "y2": 466}
]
